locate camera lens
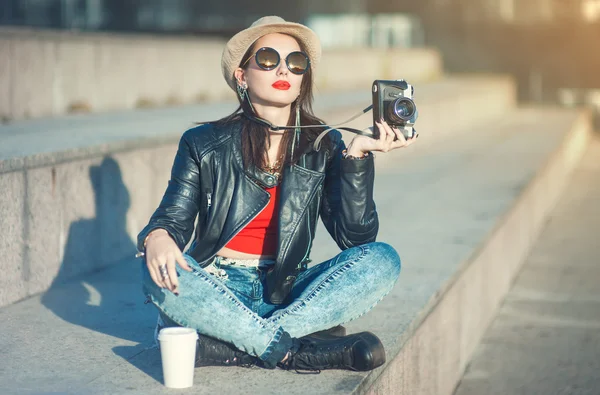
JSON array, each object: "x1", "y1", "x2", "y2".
[{"x1": 389, "y1": 97, "x2": 416, "y2": 122}]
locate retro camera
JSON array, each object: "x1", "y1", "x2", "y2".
[{"x1": 372, "y1": 79, "x2": 418, "y2": 140}]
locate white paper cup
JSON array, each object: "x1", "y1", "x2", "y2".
[{"x1": 158, "y1": 327, "x2": 198, "y2": 389}]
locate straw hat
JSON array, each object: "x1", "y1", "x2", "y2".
[{"x1": 221, "y1": 16, "x2": 322, "y2": 91}]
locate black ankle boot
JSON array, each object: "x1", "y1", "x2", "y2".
[
  {"x1": 308, "y1": 325, "x2": 346, "y2": 338},
  {"x1": 195, "y1": 335, "x2": 258, "y2": 368},
  {"x1": 280, "y1": 332, "x2": 386, "y2": 372}
]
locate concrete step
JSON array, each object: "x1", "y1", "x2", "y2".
[
  {"x1": 0, "y1": 27, "x2": 443, "y2": 121},
  {"x1": 454, "y1": 134, "x2": 600, "y2": 395},
  {"x1": 0, "y1": 75, "x2": 514, "y2": 169},
  {"x1": 0, "y1": 74, "x2": 516, "y2": 307},
  {"x1": 0, "y1": 107, "x2": 591, "y2": 394}
]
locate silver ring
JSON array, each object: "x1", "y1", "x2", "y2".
[{"x1": 159, "y1": 265, "x2": 169, "y2": 279}]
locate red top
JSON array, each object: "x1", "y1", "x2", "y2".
[{"x1": 224, "y1": 185, "x2": 279, "y2": 256}]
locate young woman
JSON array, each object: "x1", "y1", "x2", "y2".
[{"x1": 138, "y1": 16, "x2": 417, "y2": 372}]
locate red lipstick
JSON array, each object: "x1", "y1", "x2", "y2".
[{"x1": 272, "y1": 80, "x2": 291, "y2": 90}]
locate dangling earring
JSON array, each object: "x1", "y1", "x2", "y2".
[
  {"x1": 291, "y1": 103, "x2": 301, "y2": 159},
  {"x1": 236, "y1": 82, "x2": 247, "y2": 100},
  {"x1": 238, "y1": 81, "x2": 258, "y2": 114}
]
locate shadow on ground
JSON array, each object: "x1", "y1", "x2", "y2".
[{"x1": 39, "y1": 156, "x2": 161, "y2": 383}]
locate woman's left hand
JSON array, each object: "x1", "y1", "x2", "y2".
[{"x1": 346, "y1": 120, "x2": 418, "y2": 157}]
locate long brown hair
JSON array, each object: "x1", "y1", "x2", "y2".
[{"x1": 214, "y1": 35, "x2": 331, "y2": 170}]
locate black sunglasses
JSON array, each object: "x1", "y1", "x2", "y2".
[{"x1": 243, "y1": 47, "x2": 310, "y2": 75}]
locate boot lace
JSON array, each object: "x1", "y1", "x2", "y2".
[{"x1": 284, "y1": 339, "x2": 353, "y2": 373}]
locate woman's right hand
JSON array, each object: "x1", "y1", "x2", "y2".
[{"x1": 144, "y1": 229, "x2": 192, "y2": 294}]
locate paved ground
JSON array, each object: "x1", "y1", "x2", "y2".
[{"x1": 454, "y1": 134, "x2": 600, "y2": 395}]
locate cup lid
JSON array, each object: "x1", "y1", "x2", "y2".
[{"x1": 157, "y1": 327, "x2": 198, "y2": 341}]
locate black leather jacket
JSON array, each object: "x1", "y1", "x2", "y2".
[{"x1": 137, "y1": 120, "x2": 378, "y2": 304}]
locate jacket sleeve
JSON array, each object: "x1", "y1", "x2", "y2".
[
  {"x1": 137, "y1": 131, "x2": 201, "y2": 252},
  {"x1": 319, "y1": 133, "x2": 379, "y2": 249}
]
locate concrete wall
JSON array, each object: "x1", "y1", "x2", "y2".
[
  {"x1": 314, "y1": 48, "x2": 441, "y2": 91},
  {"x1": 0, "y1": 28, "x2": 442, "y2": 122},
  {"x1": 0, "y1": 146, "x2": 177, "y2": 307},
  {"x1": 0, "y1": 29, "x2": 226, "y2": 121}
]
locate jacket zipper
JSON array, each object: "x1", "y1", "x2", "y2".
[
  {"x1": 206, "y1": 192, "x2": 212, "y2": 209},
  {"x1": 299, "y1": 184, "x2": 322, "y2": 266}
]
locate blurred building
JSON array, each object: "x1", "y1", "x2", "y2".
[
  {"x1": 2, "y1": 0, "x2": 598, "y2": 35},
  {"x1": 0, "y1": 0, "x2": 366, "y2": 34}
]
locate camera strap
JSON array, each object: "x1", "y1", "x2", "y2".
[
  {"x1": 244, "y1": 104, "x2": 374, "y2": 152},
  {"x1": 312, "y1": 126, "x2": 373, "y2": 151}
]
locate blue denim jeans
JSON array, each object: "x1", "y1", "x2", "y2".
[{"x1": 142, "y1": 242, "x2": 401, "y2": 368}]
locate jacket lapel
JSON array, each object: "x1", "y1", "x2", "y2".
[{"x1": 277, "y1": 164, "x2": 325, "y2": 260}]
